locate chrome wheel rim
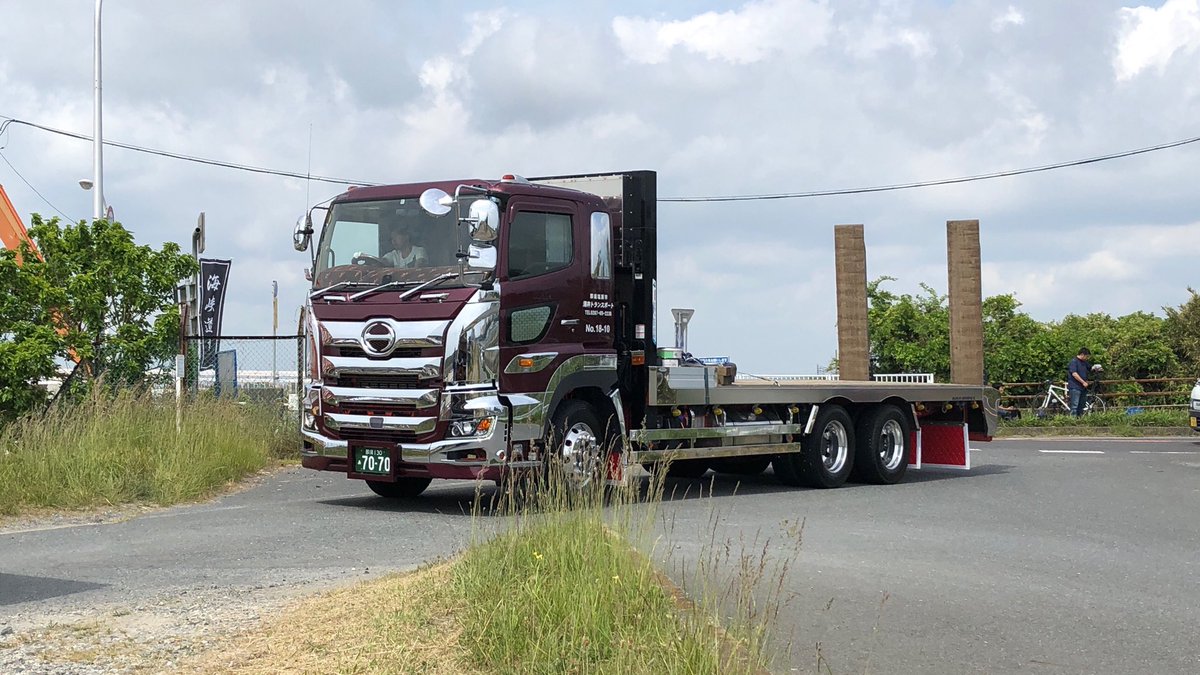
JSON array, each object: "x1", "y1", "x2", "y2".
[
  {"x1": 559, "y1": 422, "x2": 601, "y2": 489},
  {"x1": 821, "y1": 420, "x2": 849, "y2": 474},
  {"x1": 879, "y1": 419, "x2": 905, "y2": 471}
]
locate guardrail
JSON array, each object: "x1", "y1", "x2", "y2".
[
  {"x1": 998, "y1": 377, "x2": 1196, "y2": 410},
  {"x1": 734, "y1": 372, "x2": 935, "y2": 383}
]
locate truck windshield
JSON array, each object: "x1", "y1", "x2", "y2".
[{"x1": 314, "y1": 197, "x2": 471, "y2": 288}]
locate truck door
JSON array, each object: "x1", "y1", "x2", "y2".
[{"x1": 498, "y1": 196, "x2": 615, "y2": 404}]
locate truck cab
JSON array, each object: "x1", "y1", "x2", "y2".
[{"x1": 295, "y1": 173, "x2": 654, "y2": 497}]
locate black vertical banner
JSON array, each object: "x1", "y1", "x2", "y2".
[{"x1": 199, "y1": 258, "x2": 232, "y2": 368}]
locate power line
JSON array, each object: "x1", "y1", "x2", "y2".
[
  {"x1": 660, "y1": 135, "x2": 1200, "y2": 202},
  {"x1": 3, "y1": 113, "x2": 1197, "y2": 202},
  {"x1": 0, "y1": 149, "x2": 76, "y2": 222},
  {"x1": 0, "y1": 115, "x2": 381, "y2": 187}
]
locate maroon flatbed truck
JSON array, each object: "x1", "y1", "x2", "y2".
[{"x1": 293, "y1": 171, "x2": 996, "y2": 498}]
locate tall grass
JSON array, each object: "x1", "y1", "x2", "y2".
[
  {"x1": 0, "y1": 391, "x2": 297, "y2": 515},
  {"x1": 450, "y1": 467, "x2": 789, "y2": 674},
  {"x1": 1001, "y1": 408, "x2": 1189, "y2": 429}
]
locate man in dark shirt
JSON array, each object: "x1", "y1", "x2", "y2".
[{"x1": 1067, "y1": 347, "x2": 1092, "y2": 416}]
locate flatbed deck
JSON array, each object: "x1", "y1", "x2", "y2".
[{"x1": 650, "y1": 367, "x2": 992, "y2": 406}]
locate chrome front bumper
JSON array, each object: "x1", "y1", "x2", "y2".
[{"x1": 301, "y1": 419, "x2": 535, "y2": 468}]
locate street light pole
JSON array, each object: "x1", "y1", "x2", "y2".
[{"x1": 92, "y1": 0, "x2": 105, "y2": 221}]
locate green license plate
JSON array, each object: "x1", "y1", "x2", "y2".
[{"x1": 354, "y1": 447, "x2": 391, "y2": 475}]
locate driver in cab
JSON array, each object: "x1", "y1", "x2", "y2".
[{"x1": 383, "y1": 222, "x2": 427, "y2": 268}]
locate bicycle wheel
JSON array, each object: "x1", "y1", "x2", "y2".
[
  {"x1": 1037, "y1": 393, "x2": 1068, "y2": 418},
  {"x1": 1085, "y1": 395, "x2": 1107, "y2": 415}
]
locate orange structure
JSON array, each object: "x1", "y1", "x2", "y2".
[{"x1": 0, "y1": 183, "x2": 38, "y2": 261}]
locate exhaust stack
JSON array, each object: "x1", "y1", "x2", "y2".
[{"x1": 671, "y1": 308, "x2": 694, "y2": 352}]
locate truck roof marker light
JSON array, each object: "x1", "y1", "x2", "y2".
[{"x1": 500, "y1": 174, "x2": 530, "y2": 184}]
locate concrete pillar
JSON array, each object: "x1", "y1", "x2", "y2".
[
  {"x1": 834, "y1": 224, "x2": 870, "y2": 381},
  {"x1": 947, "y1": 220, "x2": 984, "y2": 385}
]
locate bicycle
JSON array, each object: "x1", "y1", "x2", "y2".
[{"x1": 1036, "y1": 379, "x2": 1106, "y2": 417}]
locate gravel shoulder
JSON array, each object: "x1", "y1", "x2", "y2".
[{"x1": 0, "y1": 467, "x2": 487, "y2": 674}]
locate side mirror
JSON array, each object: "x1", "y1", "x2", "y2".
[
  {"x1": 419, "y1": 188, "x2": 453, "y2": 216},
  {"x1": 467, "y1": 244, "x2": 497, "y2": 270},
  {"x1": 467, "y1": 199, "x2": 500, "y2": 243},
  {"x1": 293, "y1": 214, "x2": 312, "y2": 252}
]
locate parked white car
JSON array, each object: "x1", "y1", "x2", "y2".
[{"x1": 1191, "y1": 379, "x2": 1200, "y2": 433}]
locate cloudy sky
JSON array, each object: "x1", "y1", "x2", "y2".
[{"x1": 1, "y1": 0, "x2": 1198, "y2": 374}]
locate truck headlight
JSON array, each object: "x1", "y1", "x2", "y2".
[
  {"x1": 302, "y1": 387, "x2": 321, "y2": 430},
  {"x1": 449, "y1": 416, "x2": 495, "y2": 437}
]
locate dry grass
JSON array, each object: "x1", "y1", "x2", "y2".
[{"x1": 186, "y1": 562, "x2": 476, "y2": 675}]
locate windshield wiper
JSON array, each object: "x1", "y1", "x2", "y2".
[
  {"x1": 346, "y1": 273, "x2": 458, "y2": 303},
  {"x1": 309, "y1": 281, "x2": 373, "y2": 300}
]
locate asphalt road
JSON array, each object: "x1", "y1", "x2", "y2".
[
  {"x1": 2, "y1": 437, "x2": 1199, "y2": 674},
  {"x1": 655, "y1": 437, "x2": 1200, "y2": 674}
]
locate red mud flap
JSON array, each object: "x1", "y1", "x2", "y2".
[
  {"x1": 908, "y1": 423, "x2": 970, "y2": 470},
  {"x1": 606, "y1": 450, "x2": 626, "y2": 487}
]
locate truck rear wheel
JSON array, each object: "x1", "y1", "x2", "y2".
[
  {"x1": 547, "y1": 400, "x2": 607, "y2": 491},
  {"x1": 366, "y1": 477, "x2": 432, "y2": 499},
  {"x1": 851, "y1": 405, "x2": 910, "y2": 485},
  {"x1": 775, "y1": 405, "x2": 855, "y2": 488}
]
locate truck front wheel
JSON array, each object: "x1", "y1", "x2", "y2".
[
  {"x1": 547, "y1": 400, "x2": 607, "y2": 491},
  {"x1": 851, "y1": 405, "x2": 910, "y2": 485},
  {"x1": 366, "y1": 477, "x2": 432, "y2": 499},
  {"x1": 775, "y1": 405, "x2": 855, "y2": 489}
]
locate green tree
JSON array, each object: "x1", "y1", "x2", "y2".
[
  {"x1": 0, "y1": 216, "x2": 196, "y2": 420},
  {"x1": 981, "y1": 294, "x2": 1053, "y2": 384},
  {"x1": 0, "y1": 244, "x2": 61, "y2": 417},
  {"x1": 1164, "y1": 288, "x2": 1200, "y2": 375},
  {"x1": 1106, "y1": 312, "x2": 1177, "y2": 380},
  {"x1": 867, "y1": 277, "x2": 950, "y2": 380}
]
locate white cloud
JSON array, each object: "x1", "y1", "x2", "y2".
[
  {"x1": 611, "y1": 0, "x2": 832, "y2": 65},
  {"x1": 842, "y1": 11, "x2": 935, "y2": 60},
  {"x1": 991, "y1": 7, "x2": 1026, "y2": 32},
  {"x1": 461, "y1": 10, "x2": 511, "y2": 56},
  {"x1": 1114, "y1": 0, "x2": 1200, "y2": 81},
  {"x1": 2, "y1": 1, "x2": 1200, "y2": 373}
]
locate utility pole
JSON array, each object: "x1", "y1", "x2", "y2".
[
  {"x1": 92, "y1": 0, "x2": 106, "y2": 221},
  {"x1": 272, "y1": 280, "x2": 279, "y2": 384},
  {"x1": 188, "y1": 212, "x2": 205, "y2": 337}
]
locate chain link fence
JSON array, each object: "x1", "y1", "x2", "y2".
[{"x1": 182, "y1": 335, "x2": 305, "y2": 414}]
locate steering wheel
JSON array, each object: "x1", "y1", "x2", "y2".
[{"x1": 350, "y1": 252, "x2": 386, "y2": 267}]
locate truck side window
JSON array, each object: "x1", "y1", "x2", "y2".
[
  {"x1": 590, "y1": 211, "x2": 611, "y2": 280},
  {"x1": 508, "y1": 211, "x2": 572, "y2": 279}
]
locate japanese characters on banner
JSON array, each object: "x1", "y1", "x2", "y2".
[{"x1": 198, "y1": 258, "x2": 232, "y2": 368}]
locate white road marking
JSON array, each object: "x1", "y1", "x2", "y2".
[
  {"x1": 1038, "y1": 449, "x2": 1105, "y2": 454},
  {"x1": 1129, "y1": 451, "x2": 1199, "y2": 455}
]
